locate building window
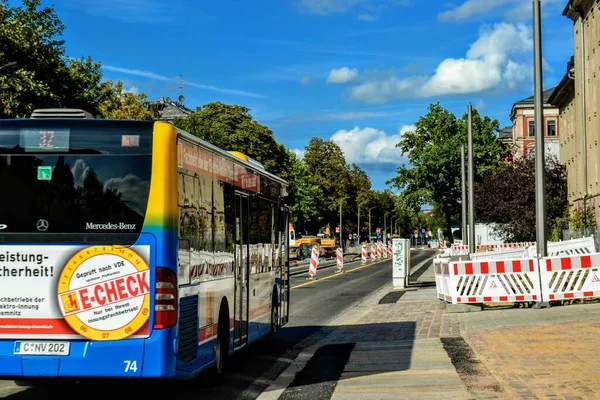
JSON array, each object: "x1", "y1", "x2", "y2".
[
  {"x1": 528, "y1": 121, "x2": 535, "y2": 137},
  {"x1": 547, "y1": 120, "x2": 556, "y2": 136}
]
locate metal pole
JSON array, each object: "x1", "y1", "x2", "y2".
[
  {"x1": 369, "y1": 209, "x2": 371, "y2": 243},
  {"x1": 357, "y1": 207, "x2": 360, "y2": 243},
  {"x1": 579, "y1": 14, "x2": 588, "y2": 228},
  {"x1": 339, "y1": 201, "x2": 343, "y2": 249},
  {"x1": 467, "y1": 103, "x2": 475, "y2": 254},
  {"x1": 461, "y1": 146, "x2": 467, "y2": 245},
  {"x1": 533, "y1": 0, "x2": 547, "y2": 257}
]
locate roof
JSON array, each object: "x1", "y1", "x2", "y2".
[
  {"x1": 513, "y1": 87, "x2": 556, "y2": 106},
  {"x1": 510, "y1": 86, "x2": 557, "y2": 120},
  {"x1": 498, "y1": 126, "x2": 512, "y2": 140},
  {"x1": 547, "y1": 56, "x2": 575, "y2": 106}
]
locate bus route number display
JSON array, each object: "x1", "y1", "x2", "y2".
[{"x1": 20, "y1": 128, "x2": 70, "y2": 151}]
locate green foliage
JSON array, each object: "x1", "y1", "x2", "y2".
[
  {"x1": 286, "y1": 151, "x2": 325, "y2": 231},
  {"x1": 387, "y1": 102, "x2": 509, "y2": 242},
  {"x1": 174, "y1": 102, "x2": 289, "y2": 176},
  {"x1": 475, "y1": 154, "x2": 568, "y2": 242},
  {"x1": 0, "y1": 0, "x2": 153, "y2": 119},
  {"x1": 98, "y1": 81, "x2": 158, "y2": 120},
  {"x1": 549, "y1": 206, "x2": 596, "y2": 241},
  {"x1": 0, "y1": 1, "x2": 106, "y2": 117}
]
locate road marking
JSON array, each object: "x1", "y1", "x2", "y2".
[{"x1": 291, "y1": 259, "x2": 388, "y2": 290}]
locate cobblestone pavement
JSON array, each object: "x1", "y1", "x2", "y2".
[
  {"x1": 461, "y1": 302, "x2": 600, "y2": 400},
  {"x1": 333, "y1": 285, "x2": 600, "y2": 399}
]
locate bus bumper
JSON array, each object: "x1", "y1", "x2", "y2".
[{"x1": 0, "y1": 329, "x2": 176, "y2": 378}]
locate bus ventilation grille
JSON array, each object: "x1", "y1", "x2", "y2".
[{"x1": 178, "y1": 295, "x2": 199, "y2": 364}]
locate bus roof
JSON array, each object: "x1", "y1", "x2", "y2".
[
  {"x1": 0, "y1": 117, "x2": 288, "y2": 189},
  {"x1": 173, "y1": 124, "x2": 288, "y2": 188}
]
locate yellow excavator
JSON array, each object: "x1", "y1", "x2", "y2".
[{"x1": 289, "y1": 223, "x2": 337, "y2": 260}]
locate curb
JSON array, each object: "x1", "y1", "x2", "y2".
[{"x1": 255, "y1": 281, "x2": 393, "y2": 400}]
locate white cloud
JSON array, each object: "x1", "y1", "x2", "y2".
[
  {"x1": 296, "y1": 0, "x2": 365, "y2": 15},
  {"x1": 357, "y1": 13, "x2": 377, "y2": 21},
  {"x1": 348, "y1": 22, "x2": 532, "y2": 103},
  {"x1": 327, "y1": 67, "x2": 360, "y2": 84},
  {"x1": 296, "y1": 0, "x2": 409, "y2": 15},
  {"x1": 300, "y1": 75, "x2": 312, "y2": 85},
  {"x1": 438, "y1": 0, "x2": 563, "y2": 22},
  {"x1": 331, "y1": 125, "x2": 415, "y2": 164},
  {"x1": 266, "y1": 109, "x2": 405, "y2": 126},
  {"x1": 292, "y1": 149, "x2": 306, "y2": 159},
  {"x1": 124, "y1": 86, "x2": 139, "y2": 94},
  {"x1": 102, "y1": 65, "x2": 264, "y2": 98},
  {"x1": 104, "y1": 174, "x2": 150, "y2": 216}
]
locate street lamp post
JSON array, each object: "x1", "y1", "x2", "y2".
[
  {"x1": 533, "y1": 0, "x2": 547, "y2": 258},
  {"x1": 368, "y1": 206, "x2": 377, "y2": 243}
]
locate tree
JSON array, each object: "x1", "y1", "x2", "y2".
[
  {"x1": 98, "y1": 81, "x2": 157, "y2": 120},
  {"x1": 0, "y1": 0, "x2": 111, "y2": 117},
  {"x1": 387, "y1": 102, "x2": 509, "y2": 242},
  {"x1": 303, "y1": 137, "x2": 350, "y2": 229},
  {"x1": 174, "y1": 102, "x2": 289, "y2": 175},
  {"x1": 474, "y1": 154, "x2": 568, "y2": 242},
  {"x1": 286, "y1": 151, "x2": 325, "y2": 233}
]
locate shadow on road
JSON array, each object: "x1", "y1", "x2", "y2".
[{"x1": 4, "y1": 321, "x2": 417, "y2": 400}]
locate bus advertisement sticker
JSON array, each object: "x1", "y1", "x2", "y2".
[{"x1": 56, "y1": 245, "x2": 151, "y2": 341}]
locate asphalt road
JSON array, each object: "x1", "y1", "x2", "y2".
[{"x1": 0, "y1": 249, "x2": 438, "y2": 400}]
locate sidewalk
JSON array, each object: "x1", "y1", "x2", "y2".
[{"x1": 261, "y1": 254, "x2": 600, "y2": 400}]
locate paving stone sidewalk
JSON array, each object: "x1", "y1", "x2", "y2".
[{"x1": 326, "y1": 259, "x2": 600, "y2": 400}]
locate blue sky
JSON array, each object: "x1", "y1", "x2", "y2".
[{"x1": 43, "y1": 0, "x2": 573, "y2": 190}]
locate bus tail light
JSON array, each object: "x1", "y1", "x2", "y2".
[{"x1": 154, "y1": 267, "x2": 177, "y2": 329}]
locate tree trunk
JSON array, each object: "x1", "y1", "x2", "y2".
[{"x1": 442, "y1": 203, "x2": 453, "y2": 244}]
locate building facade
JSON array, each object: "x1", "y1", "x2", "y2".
[
  {"x1": 549, "y1": 0, "x2": 600, "y2": 226},
  {"x1": 508, "y1": 87, "x2": 560, "y2": 161}
]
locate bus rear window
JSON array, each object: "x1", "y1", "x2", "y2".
[{"x1": 0, "y1": 120, "x2": 154, "y2": 244}]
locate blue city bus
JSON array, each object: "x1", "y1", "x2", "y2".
[{"x1": 0, "y1": 109, "x2": 290, "y2": 381}]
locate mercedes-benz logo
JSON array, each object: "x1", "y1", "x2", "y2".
[{"x1": 36, "y1": 219, "x2": 49, "y2": 232}]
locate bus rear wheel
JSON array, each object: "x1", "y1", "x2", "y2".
[
  {"x1": 214, "y1": 305, "x2": 229, "y2": 378},
  {"x1": 270, "y1": 292, "x2": 279, "y2": 338}
]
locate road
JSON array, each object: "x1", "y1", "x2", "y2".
[{"x1": 0, "y1": 249, "x2": 438, "y2": 400}]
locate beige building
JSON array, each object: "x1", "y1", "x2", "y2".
[
  {"x1": 508, "y1": 88, "x2": 560, "y2": 161},
  {"x1": 548, "y1": 0, "x2": 600, "y2": 225}
]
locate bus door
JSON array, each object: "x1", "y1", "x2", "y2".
[{"x1": 234, "y1": 192, "x2": 249, "y2": 348}]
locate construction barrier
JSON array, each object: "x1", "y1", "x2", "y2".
[
  {"x1": 528, "y1": 236, "x2": 595, "y2": 257},
  {"x1": 371, "y1": 244, "x2": 376, "y2": 261},
  {"x1": 450, "y1": 245, "x2": 469, "y2": 256},
  {"x1": 433, "y1": 257, "x2": 450, "y2": 302},
  {"x1": 470, "y1": 247, "x2": 528, "y2": 260},
  {"x1": 388, "y1": 242, "x2": 393, "y2": 256},
  {"x1": 308, "y1": 245, "x2": 319, "y2": 278},
  {"x1": 448, "y1": 258, "x2": 540, "y2": 304},
  {"x1": 541, "y1": 253, "x2": 600, "y2": 301},
  {"x1": 361, "y1": 244, "x2": 367, "y2": 264},
  {"x1": 382, "y1": 241, "x2": 388, "y2": 258},
  {"x1": 435, "y1": 237, "x2": 600, "y2": 306},
  {"x1": 336, "y1": 247, "x2": 344, "y2": 272},
  {"x1": 377, "y1": 242, "x2": 382, "y2": 259}
]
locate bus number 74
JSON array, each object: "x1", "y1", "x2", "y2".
[{"x1": 124, "y1": 360, "x2": 138, "y2": 372}]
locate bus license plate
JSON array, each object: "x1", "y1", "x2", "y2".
[{"x1": 14, "y1": 341, "x2": 70, "y2": 356}]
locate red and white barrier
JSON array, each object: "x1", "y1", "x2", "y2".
[
  {"x1": 450, "y1": 245, "x2": 469, "y2": 256},
  {"x1": 541, "y1": 253, "x2": 600, "y2": 301},
  {"x1": 308, "y1": 245, "x2": 319, "y2": 278},
  {"x1": 382, "y1": 242, "x2": 388, "y2": 258},
  {"x1": 377, "y1": 242, "x2": 382, "y2": 259},
  {"x1": 371, "y1": 244, "x2": 376, "y2": 261},
  {"x1": 388, "y1": 242, "x2": 393, "y2": 256},
  {"x1": 361, "y1": 244, "x2": 367, "y2": 264},
  {"x1": 336, "y1": 247, "x2": 344, "y2": 272},
  {"x1": 447, "y1": 258, "x2": 540, "y2": 304}
]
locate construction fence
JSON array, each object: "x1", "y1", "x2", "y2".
[{"x1": 434, "y1": 236, "x2": 600, "y2": 306}]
